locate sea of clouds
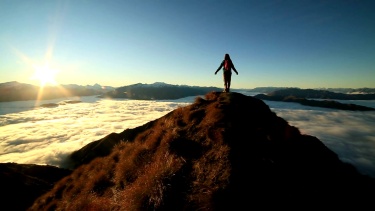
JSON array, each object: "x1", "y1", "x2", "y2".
[{"x1": 1, "y1": 92, "x2": 374, "y2": 178}]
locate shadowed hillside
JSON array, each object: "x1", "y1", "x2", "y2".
[
  {"x1": 0, "y1": 163, "x2": 72, "y2": 211},
  {"x1": 29, "y1": 92, "x2": 375, "y2": 210}
]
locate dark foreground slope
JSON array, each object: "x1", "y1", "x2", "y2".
[
  {"x1": 0, "y1": 163, "x2": 72, "y2": 211},
  {"x1": 30, "y1": 92, "x2": 375, "y2": 210}
]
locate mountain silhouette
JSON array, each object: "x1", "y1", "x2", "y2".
[
  {"x1": 0, "y1": 81, "x2": 114, "y2": 102},
  {"x1": 100, "y1": 82, "x2": 222, "y2": 100},
  {"x1": 266, "y1": 87, "x2": 375, "y2": 100},
  {"x1": 255, "y1": 93, "x2": 375, "y2": 111},
  {"x1": 26, "y1": 92, "x2": 375, "y2": 210}
]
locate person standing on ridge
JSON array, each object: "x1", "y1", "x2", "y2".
[{"x1": 215, "y1": 53, "x2": 238, "y2": 92}]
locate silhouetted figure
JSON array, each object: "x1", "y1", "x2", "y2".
[{"x1": 215, "y1": 53, "x2": 238, "y2": 92}]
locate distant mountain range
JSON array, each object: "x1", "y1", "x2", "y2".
[
  {"x1": 254, "y1": 88, "x2": 375, "y2": 111},
  {"x1": 1, "y1": 81, "x2": 375, "y2": 105},
  {"x1": 241, "y1": 86, "x2": 375, "y2": 94},
  {"x1": 0, "y1": 81, "x2": 115, "y2": 102},
  {"x1": 99, "y1": 82, "x2": 222, "y2": 100},
  {"x1": 100, "y1": 84, "x2": 375, "y2": 110},
  {"x1": 262, "y1": 87, "x2": 375, "y2": 100}
]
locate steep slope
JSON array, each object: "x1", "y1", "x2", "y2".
[
  {"x1": 29, "y1": 92, "x2": 375, "y2": 210},
  {"x1": 0, "y1": 163, "x2": 72, "y2": 211}
]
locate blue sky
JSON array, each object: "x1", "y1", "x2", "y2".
[{"x1": 1, "y1": 0, "x2": 374, "y2": 89}]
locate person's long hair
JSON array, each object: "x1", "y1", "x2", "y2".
[
  {"x1": 224, "y1": 53, "x2": 230, "y2": 61},
  {"x1": 223, "y1": 54, "x2": 232, "y2": 70}
]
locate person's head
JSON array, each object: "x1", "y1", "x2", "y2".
[{"x1": 224, "y1": 53, "x2": 230, "y2": 60}]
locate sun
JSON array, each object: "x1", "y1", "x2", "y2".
[{"x1": 30, "y1": 63, "x2": 59, "y2": 87}]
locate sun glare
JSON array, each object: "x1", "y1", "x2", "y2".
[{"x1": 31, "y1": 64, "x2": 59, "y2": 87}]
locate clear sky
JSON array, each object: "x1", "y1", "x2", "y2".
[{"x1": 1, "y1": 0, "x2": 374, "y2": 89}]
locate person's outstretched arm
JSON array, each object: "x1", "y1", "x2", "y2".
[
  {"x1": 232, "y1": 64, "x2": 238, "y2": 75},
  {"x1": 215, "y1": 61, "x2": 224, "y2": 74}
]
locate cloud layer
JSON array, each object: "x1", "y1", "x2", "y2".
[{"x1": 1, "y1": 94, "x2": 374, "y2": 178}]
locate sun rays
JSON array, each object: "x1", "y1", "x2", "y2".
[
  {"x1": 30, "y1": 65, "x2": 70, "y2": 104},
  {"x1": 9, "y1": 45, "x2": 72, "y2": 104},
  {"x1": 8, "y1": 31, "x2": 74, "y2": 103},
  {"x1": 30, "y1": 63, "x2": 59, "y2": 87}
]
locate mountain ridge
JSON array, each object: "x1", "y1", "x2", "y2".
[{"x1": 26, "y1": 91, "x2": 375, "y2": 210}]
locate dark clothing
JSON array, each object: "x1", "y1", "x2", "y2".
[
  {"x1": 223, "y1": 69, "x2": 232, "y2": 84},
  {"x1": 215, "y1": 59, "x2": 238, "y2": 75},
  {"x1": 214, "y1": 59, "x2": 238, "y2": 92}
]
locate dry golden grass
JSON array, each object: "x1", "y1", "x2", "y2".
[
  {"x1": 29, "y1": 92, "x2": 235, "y2": 211},
  {"x1": 29, "y1": 91, "x2": 375, "y2": 210}
]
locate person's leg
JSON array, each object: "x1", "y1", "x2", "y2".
[
  {"x1": 227, "y1": 75, "x2": 232, "y2": 92},
  {"x1": 223, "y1": 74, "x2": 228, "y2": 92}
]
